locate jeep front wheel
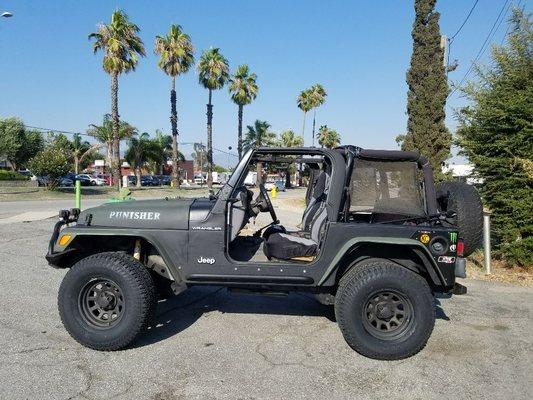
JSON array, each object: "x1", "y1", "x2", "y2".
[
  {"x1": 335, "y1": 259, "x2": 435, "y2": 360},
  {"x1": 58, "y1": 252, "x2": 156, "y2": 351}
]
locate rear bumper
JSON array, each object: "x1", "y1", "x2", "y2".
[{"x1": 455, "y1": 257, "x2": 467, "y2": 278}]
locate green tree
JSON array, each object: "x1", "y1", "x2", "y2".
[
  {"x1": 87, "y1": 114, "x2": 136, "y2": 183},
  {"x1": 243, "y1": 120, "x2": 276, "y2": 185},
  {"x1": 297, "y1": 89, "x2": 313, "y2": 142},
  {"x1": 456, "y1": 8, "x2": 533, "y2": 268},
  {"x1": 28, "y1": 146, "x2": 70, "y2": 189},
  {"x1": 0, "y1": 117, "x2": 43, "y2": 171},
  {"x1": 317, "y1": 125, "x2": 341, "y2": 148},
  {"x1": 279, "y1": 130, "x2": 304, "y2": 188},
  {"x1": 125, "y1": 132, "x2": 159, "y2": 188},
  {"x1": 151, "y1": 130, "x2": 184, "y2": 176},
  {"x1": 89, "y1": 10, "x2": 145, "y2": 189},
  {"x1": 48, "y1": 132, "x2": 98, "y2": 174},
  {"x1": 308, "y1": 84, "x2": 327, "y2": 147},
  {"x1": 228, "y1": 64, "x2": 259, "y2": 159},
  {"x1": 399, "y1": 0, "x2": 451, "y2": 180},
  {"x1": 197, "y1": 47, "x2": 230, "y2": 188},
  {"x1": 154, "y1": 24, "x2": 194, "y2": 188}
]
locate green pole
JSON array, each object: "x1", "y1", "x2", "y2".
[{"x1": 75, "y1": 180, "x2": 81, "y2": 209}]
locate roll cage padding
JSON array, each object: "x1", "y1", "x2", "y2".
[{"x1": 254, "y1": 148, "x2": 346, "y2": 223}]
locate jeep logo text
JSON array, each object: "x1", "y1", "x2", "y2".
[{"x1": 197, "y1": 257, "x2": 216, "y2": 265}]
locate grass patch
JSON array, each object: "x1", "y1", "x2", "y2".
[{"x1": 0, "y1": 186, "x2": 210, "y2": 202}]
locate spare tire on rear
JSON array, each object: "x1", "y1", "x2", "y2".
[{"x1": 436, "y1": 181, "x2": 483, "y2": 257}]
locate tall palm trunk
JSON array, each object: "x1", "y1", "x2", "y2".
[
  {"x1": 237, "y1": 104, "x2": 243, "y2": 159},
  {"x1": 206, "y1": 89, "x2": 213, "y2": 189},
  {"x1": 107, "y1": 142, "x2": 113, "y2": 186},
  {"x1": 299, "y1": 111, "x2": 306, "y2": 186},
  {"x1": 256, "y1": 162, "x2": 263, "y2": 186},
  {"x1": 170, "y1": 77, "x2": 180, "y2": 188},
  {"x1": 74, "y1": 153, "x2": 79, "y2": 174},
  {"x1": 111, "y1": 72, "x2": 121, "y2": 190},
  {"x1": 135, "y1": 166, "x2": 141, "y2": 188},
  {"x1": 285, "y1": 167, "x2": 292, "y2": 188},
  {"x1": 301, "y1": 111, "x2": 307, "y2": 139},
  {"x1": 311, "y1": 109, "x2": 316, "y2": 147}
]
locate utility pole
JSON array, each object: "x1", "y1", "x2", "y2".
[{"x1": 440, "y1": 35, "x2": 448, "y2": 67}]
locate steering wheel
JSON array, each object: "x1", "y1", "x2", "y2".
[{"x1": 258, "y1": 184, "x2": 278, "y2": 223}]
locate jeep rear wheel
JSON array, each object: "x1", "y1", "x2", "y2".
[
  {"x1": 335, "y1": 259, "x2": 435, "y2": 360},
  {"x1": 58, "y1": 252, "x2": 156, "y2": 351}
]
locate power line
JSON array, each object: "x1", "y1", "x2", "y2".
[
  {"x1": 24, "y1": 124, "x2": 239, "y2": 158},
  {"x1": 500, "y1": 0, "x2": 522, "y2": 44},
  {"x1": 24, "y1": 125, "x2": 90, "y2": 137},
  {"x1": 449, "y1": 0, "x2": 480, "y2": 43},
  {"x1": 448, "y1": 0, "x2": 511, "y2": 99}
]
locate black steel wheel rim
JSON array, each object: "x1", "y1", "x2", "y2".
[
  {"x1": 78, "y1": 278, "x2": 125, "y2": 329},
  {"x1": 362, "y1": 289, "x2": 413, "y2": 340}
]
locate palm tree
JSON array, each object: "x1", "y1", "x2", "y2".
[
  {"x1": 309, "y1": 84, "x2": 327, "y2": 147},
  {"x1": 71, "y1": 133, "x2": 100, "y2": 174},
  {"x1": 89, "y1": 10, "x2": 145, "y2": 189},
  {"x1": 197, "y1": 48, "x2": 230, "y2": 188},
  {"x1": 297, "y1": 89, "x2": 313, "y2": 142},
  {"x1": 279, "y1": 130, "x2": 304, "y2": 188},
  {"x1": 243, "y1": 120, "x2": 276, "y2": 185},
  {"x1": 317, "y1": 125, "x2": 341, "y2": 149},
  {"x1": 191, "y1": 142, "x2": 207, "y2": 185},
  {"x1": 151, "y1": 130, "x2": 184, "y2": 176},
  {"x1": 154, "y1": 24, "x2": 194, "y2": 189},
  {"x1": 87, "y1": 114, "x2": 136, "y2": 184},
  {"x1": 125, "y1": 132, "x2": 159, "y2": 188},
  {"x1": 228, "y1": 64, "x2": 258, "y2": 159}
]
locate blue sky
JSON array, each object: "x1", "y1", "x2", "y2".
[{"x1": 0, "y1": 0, "x2": 528, "y2": 164}]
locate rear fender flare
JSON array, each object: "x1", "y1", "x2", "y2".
[{"x1": 318, "y1": 237, "x2": 444, "y2": 287}]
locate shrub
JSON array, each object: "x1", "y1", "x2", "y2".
[
  {"x1": 28, "y1": 148, "x2": 70, "y2": 189},
  {"x1": 0, "y1": 170, "x2": 29, "y2": 181}
]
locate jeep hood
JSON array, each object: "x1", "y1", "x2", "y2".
[{"x1": 78, "y1": 198, "x2": 194, "y2": 230}]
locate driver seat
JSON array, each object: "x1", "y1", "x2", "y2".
[{"x1": 263, "y1": 171, "x2": 330, "y2": 260}]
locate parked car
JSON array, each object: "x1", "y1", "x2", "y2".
[
  {"x1": 96, "y1": 174, "x2": 112, "y2": 186},
  {"x1": 265, "y1": 179, "x2": 286, "y2": 192},
  {"x1": 37, "y1": 176, "x2": 49, "y2": 187},
  {"x1": 76, "y1": 174, "x2": 104, "y2": 186},
  {"x1": 127, "y1": 175, "x2": 137, "y2": 186},
  {"x1": 158, "y1": 175, "x2": 171, "y2": 186},
  {"x1": 140, "y1": 175, "x2": 160, "y2": 186},
  {"x1": 194, "y1": 174, "x2": 206, "y2": 185},
  {"x1": 74, "y1": 175, "x2": 94, "y2": 186},
  {"x1": 57, "y1": 177, "x2": 73, "y2": 187}
]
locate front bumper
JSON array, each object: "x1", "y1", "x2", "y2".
[{"x1": 45, "y1": 212, "x2": 78, "y2": 268}]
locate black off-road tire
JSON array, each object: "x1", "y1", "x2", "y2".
[
  {"x1": 335, "y1": 259, "x2": 435, "y2": 360},
  {"x1": 58, "y1": 251, "x2": 156, "y2": 351},
  {"x1": 436, "y1": 181, "x2": 483, "y2": 256}
]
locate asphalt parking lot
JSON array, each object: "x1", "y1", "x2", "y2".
[{"x1": 0, "y1": 206, "x2": 532, "y2": 399}]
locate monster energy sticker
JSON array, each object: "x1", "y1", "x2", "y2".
[{"x1": 450, "y1": 232, "x2": 457, "y2": 243}]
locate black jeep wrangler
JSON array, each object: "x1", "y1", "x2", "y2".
[{"x1": 46, "y1": 146, "x2": 482, "y2": 360}]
